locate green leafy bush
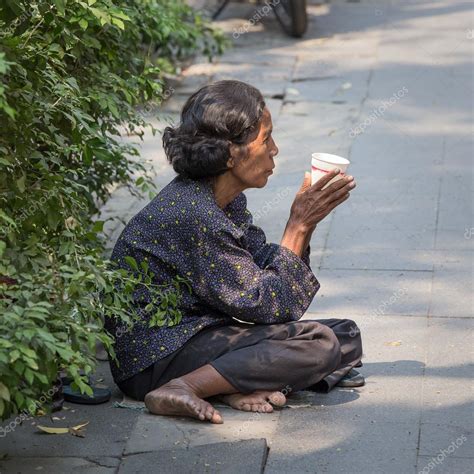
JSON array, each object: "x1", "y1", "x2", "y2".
[{"x1": 0, "y1": 0, "x2": 226, "y2": 420}]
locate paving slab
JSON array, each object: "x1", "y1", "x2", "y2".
[
  {"x1": 319, "y1": 248, "x2": 435, "y2": 272},
  {"x1": 124, "y1": 407, "x2": 280, "y2": 454},
  {"x1": 0, "y1": 457, "x2": 119, "y2": 474},
  {"x1": 266, "y1": 324, "x2": 424, "y2": 473},
  {"x1": 266, "y1": 415, "x2": 418, "y2": 474},
  {"x1": 0, "y1": 362, "x2": 138, "y2": 459},
  {"x1": 306, "y1": 267, "x2": 433, "y2": 317},
  {"x1": 419, "y1": 318, "x2": 474, "y2": 450},
  {"x1": 416, "y1": 455, "x2": 473, "y2": 474},
  {"x1": 120, "y1": 439, "x2": 268, "y2": 474}
]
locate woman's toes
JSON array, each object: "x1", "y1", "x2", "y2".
[
  {"x1": 262, "y1": 403, "x2": 273, "y2": 413},
  {"x1": 242, "y1": 403, "x2": 252, "y2": 411},
  {"x1": 268, "y1": 391, "x2": 286, "y2": 406},
  {"x1": 211, "y1": 410, "x2": 223, "y2": 424}
]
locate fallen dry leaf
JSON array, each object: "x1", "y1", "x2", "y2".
[
  {"x1": 37, "y1": 425, "x2": 69, "y2": 434},
  {"x1": 385, "y1": 341, "x2": 402, "y2": 346},
  {"x1": 37, "y1": 421, "x2": 89, "y2": 436}
]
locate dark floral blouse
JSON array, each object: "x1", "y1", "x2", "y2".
[{"x1": 106, "y1": 175, "x2": 320, "y2": 383}]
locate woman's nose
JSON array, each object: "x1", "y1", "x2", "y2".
[{"x1": 271, "y1": 139, "x2": 279, "y2": 157}]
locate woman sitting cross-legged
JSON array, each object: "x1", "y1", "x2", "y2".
[{"x1": 106, "y1": 79, "x2": 364, "y2": 424}]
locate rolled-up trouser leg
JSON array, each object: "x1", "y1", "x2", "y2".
[
  {"x1": 309, "y1": 318, "x2": 363, "y2": 392},
  {"x1": 209, "y1": 320, "x2": 342, "y2": 394}
]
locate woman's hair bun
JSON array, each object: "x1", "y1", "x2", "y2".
[
  {"x1": 163, "y1": 127, "x2": 231, "y2": 179},
  {"x1": 162, "y1": 80, "x2": 265, "y2": 180}
]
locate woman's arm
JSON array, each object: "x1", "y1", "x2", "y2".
[
  {"x1": 280, "y1": 219, "x2": 316, "y2": 259},
  {"x1": 190, "y1": 227, "x2": 320, "y2": 325}
]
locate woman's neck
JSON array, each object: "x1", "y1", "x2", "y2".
[{"x1": 209, "y1": 173, "x2": 246, "y2": 209}]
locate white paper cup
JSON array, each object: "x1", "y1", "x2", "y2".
[{"x1": 311, "y1": 153, "x2": 350, "y2": 189}]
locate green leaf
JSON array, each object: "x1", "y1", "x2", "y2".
[
  {"x1": 0, "y1": 382, "x2": 10, "y2": 402},
  {"x1": 92, "y1": 220, "x2": 104, "y2": 233},
  {"x1": 24, "y1": 368, "x2": 34, "y2": 385},
  {"x1": 54, "y1": 0, "x2": 66, "y2": 15},
  {"x1": 111, "y1": 18, "x2": 125, "y2": 30},
  {"x1": 124, "y1": 256, "x2": 138, "y2": 271},
  {"x1": 16, "y1": 174, "x2": 26, "y2": 193},
  {"x1": 79, "y1": 18, "x2": 88, "y2": 30}
]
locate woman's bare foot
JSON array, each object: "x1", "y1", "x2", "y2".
[
  {"x1": 144, "y1": 378, "x2": 223, "y2": 424},
  {"x1": 221, "y1": 390, "x2": 287, "y2": 413}
]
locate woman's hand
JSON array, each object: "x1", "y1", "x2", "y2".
[
  {"x1": 288, "y1": 169, "x2": 356, "y2": 232},
  {"x1": 280, "y1": 169, "x2": 356, "y2": 258}
]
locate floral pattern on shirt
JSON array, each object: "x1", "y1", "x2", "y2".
[{"x1": 106, "y1": 175, "x2": 320, "y2": 382}]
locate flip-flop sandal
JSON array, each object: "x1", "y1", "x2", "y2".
[
  {"x1": 60, "y1": 371, "x2": 88, "y2": 386},
  {"x1": 336, "y1": 369, "x2": 365, "y2": 388},
  {"x1": 63, "y1": 385, "x2": 111, "y2": 405}
]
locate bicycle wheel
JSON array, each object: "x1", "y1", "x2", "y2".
[
  {"x1": 196, "y1": 0, "x2": 231, "y2": 20},
  {"x1": 272, "y1": 0, "x2": 307, "y2": 37}
]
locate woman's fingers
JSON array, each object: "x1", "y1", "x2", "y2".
[
  {"x1": 326, "y1": 192, "x2": 351, "y2": 213},
  {"x1": 326, "y1": 179, "x2": 356, "y2": 203},
  {"x1": 321, "y1": 174, "x2": 354, "y2": 197},
  {"x1": 311, "y1": 169, "x2": 341, "y2": 191}
]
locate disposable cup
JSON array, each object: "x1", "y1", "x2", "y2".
[{"x1": 311, "y1": 153, "x2": 350, "y2": 189}]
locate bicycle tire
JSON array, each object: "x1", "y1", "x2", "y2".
[
  {"x1": 272, "y1": 0, "x2": 308, "y2": 38},
  {"x1": 198, "y1": 0, "x2": 230, "y2": 20}
]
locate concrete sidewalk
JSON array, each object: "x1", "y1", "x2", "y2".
[{"x1": 1, "y1": 1, "x2": 472, "y2": 472}]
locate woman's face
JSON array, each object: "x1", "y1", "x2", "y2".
[{"x1": 229, "y1": 107, "x2": 279, "y2": 189}]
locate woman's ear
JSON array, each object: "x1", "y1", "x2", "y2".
[{"x1": 227, "y1": 143, "x2": 242, "y2": 168}]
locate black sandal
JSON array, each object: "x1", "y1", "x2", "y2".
[
  {"x1": 63, "y1": 384, "x2": 111, "y2": 405},
  {"x1": 336, "y1": 369, "x2": 365, "y2": 388}
]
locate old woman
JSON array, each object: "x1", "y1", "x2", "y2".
[{"x1": 106, "y1": 80, "x2": 363, "y2": 424}]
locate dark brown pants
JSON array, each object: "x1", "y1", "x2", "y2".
[{"x1": 118, "y1": 318, "x2": 363, "y2": 402}]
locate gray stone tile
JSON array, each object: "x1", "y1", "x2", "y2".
[
  {"x1": 124, "y1": 408, "x2": 280, "y2": 454},
  {"x1": 417, "y1": 455, "x2": 474, "y2": 474},
  {"x1": 418, "y1": 423, "x2": 473, "y2": 460},
  {"x1": 120, "y1": 439, "x2": 268, "y2": 474},
  {"x1": 0, "y1": 404, "x2": 137, "y2": 459},
  {"x1": 320, "y1": 248, "x2": 435, "y2": 271},
  {"x1": 265, "y1": 315, "x2": 431, "y2": 472},
  {"x1": 0, "y1": 457, "x2": 119, "y2": 474},
  {"x1": 325, "y1": 212, "x2": 436, "y2": 250},
  {"x1": 306, "y1": 269, "x2": 432, "y2": 316},
  {"x1": 417, "y1": 318, "x2": 474, "y2": 461},
  {"x1": 285, "y1": 71, "x2": 370, "y2": 105},
  {"x1": 437, "y1": 174, "x2": 473, "y2": 230},
  {"x1": 421, "y1": 318, "x2": 474, "y2": 426},
  {"x1": 430, "y1": 269, "x2": 473, "y2": 318},
  {"x1": 266, "y1": 412, "x2": 418, "y2": 474},
  {"x1": 435, "y1": 229, "x2": 474, "y2": 251}
]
